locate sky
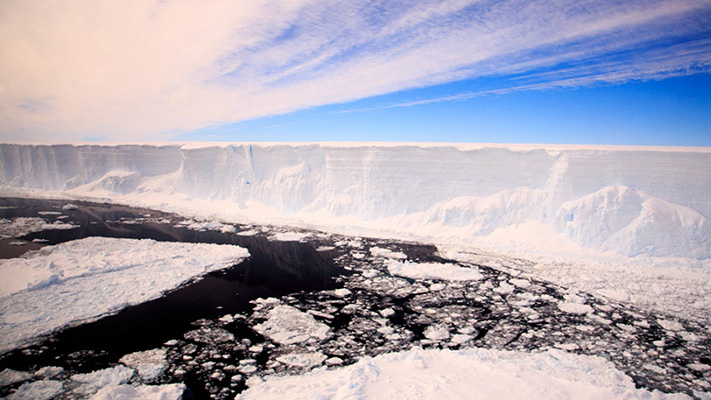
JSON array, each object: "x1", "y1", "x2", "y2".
[{"x1": 1, "y1": 0, "x2": 710, "y2": 145}]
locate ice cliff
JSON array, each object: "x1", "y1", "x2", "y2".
[{"x1": 1, "y1": 143, "x2": 709, "y2": 259}]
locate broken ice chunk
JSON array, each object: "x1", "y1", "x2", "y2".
[
  {"x1": 253, "y1": 305, "x2": 330, "y2": 345},
  {"x1": 423, "y1": 324, "x2": 451, "y2": 341},
  {"x1": 369, "y1": 247, "x2": 407, "y2": 260},
  {"x1": 276, "y1": 352, "x2": 327, "y2": 368},
  {"x1": 557, "y1": 302, "x2": 593, "y2": 315},
  {"x1": 119, "y1": 348, "x2": 167, "y2": 381},
  {"x1": 387, "y1": 261, "x2": 483, "y2": 281}
]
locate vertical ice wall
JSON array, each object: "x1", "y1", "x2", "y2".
[
  {"x1": 0, "y1": 144, "x2": 182, "y2": 190},
  {"x1": 1, "y1": 143, "x2": 709, "y2": 258}
]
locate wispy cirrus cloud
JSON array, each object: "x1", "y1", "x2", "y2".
[{"x1": 1, "y1": 0, "x2": 709, "y2": 141}]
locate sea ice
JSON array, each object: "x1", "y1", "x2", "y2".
[
  {"x1": 0, "y1": 217, "x2": 78, "y2": 238},
  {"x1": 119, "y1": 348, "x2": 168, "y2": 381},
  {"x1": 386, "y1": 260, "x2": 483, "y2": 281},
  {"x1": 423, "y1": 324, "x2": 450, "y2": 341},
  {"x1": 253, "y1": 304, "x2": 330, "y2": 345},
  {"x1": 270, "y1": 232, "x2": 310, "y2": 242},
  {"x1": 0, "y1": 237, "x2": 249, "y2": 353},
  {"x1": 276, "y1": 352, "x2": 327, "y2": 368},
  {"x1": 91, "y1": 383, "x2": 185, "y2": 400},
  {"x1": 369, "y1": 247, "x2": 407, "y2": 259},
  {"x1": 558, "y1": 302, "x2": 594, "y2": 315},
  {"x1": 0, "y1": 369, "x2": 31, "y2": 386},
  {"x1": 5, "y1": 380, "x2": 63, "y2": 400},
  {"x1": 71, "y1": 366, "x2": 135, "y2": 397},
  {"x1": 238, "y1": 347, "x2": 691, "y2": 400}
]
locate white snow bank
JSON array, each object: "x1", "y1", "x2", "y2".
[
  {"x1": 387, "y1": 260, "x2": 483, "y2": 281},
  {"x1": 239, "y1": 347, "x2": 690, "y2": 400},
  {"x1": 0, "y1": 237, "x2": 249, "y2": 353},
  {"x1": 1, "y1": 143, "x2": 710, "y2": 259}
]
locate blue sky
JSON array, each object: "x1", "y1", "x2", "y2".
[
  {"x1": 180, "y1": 73, "x2": 711, "y2": 146},
  {"x1": 1, "y1": 0, "x2": 710, "y2": 145}
]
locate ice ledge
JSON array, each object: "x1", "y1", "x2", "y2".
[
  {"x1": 2, "y1": 141, "x2": 710, "y2": 152},
  {"x1": 1, "y1": 142, "x2": 710, "y2": 259}
]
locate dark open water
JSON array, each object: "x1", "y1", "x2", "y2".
[{"x1": 0, "y1": 197, "x2": 347, "y2": 380}]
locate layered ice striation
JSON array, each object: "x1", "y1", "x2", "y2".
[{"x1": 1, "y1": 143, "x2": 710, "y2": 258}]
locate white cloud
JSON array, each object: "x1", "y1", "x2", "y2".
[{"x1": 1, "y1": 0, "x2": 709, "y2": 141}]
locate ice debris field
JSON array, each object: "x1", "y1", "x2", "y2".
[{"x1": 0, "y1": 142, "x2": 710, "y2": 399}]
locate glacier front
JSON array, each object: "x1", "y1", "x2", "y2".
[{"x1": 1, "y1": 142, "x2": 709, "y2": 259}]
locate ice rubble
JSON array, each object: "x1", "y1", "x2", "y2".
[
  {"x1": 0, "y1": 143, "x2": 709, "y2": 259},
  {"x1": 387, "y1": 260, "x2": 484, "y2": 281},
  {"x1": 238, "y1": 347, "x2": 689, "y2": 400},
  {"x1": 2, "y1": 363, "x2": 184, "y2": 400},
  {"x1": 440, "y1": 247, "x2": 711, "y2": 324},
  {"x1": 0, "y1": 237, "x2": 249, "y2": 353},
  {"x1": 0, "y1": 217, "x2": 78, "y2": 238}
]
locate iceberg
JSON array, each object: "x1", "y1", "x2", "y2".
[{"x1": 1, "y1": 143, "x2": 709, "y2": 259}]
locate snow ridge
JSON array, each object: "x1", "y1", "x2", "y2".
[{"x1": 1, "y1": 143, "x2": 710, "y2": 259}]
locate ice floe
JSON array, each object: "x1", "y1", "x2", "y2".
[
  {"x1": 5, "y1": 379, "x2": 63, "y2": 400},
  {"x1": 119, "y1": 348, "x2": 168, "y2": 381},
  {"x1": 386, "y1": 260, "x2": 483, "y2": 281},
  {"x1": 239, "y1": 347, "x2": 691, "y2": 400},
  {"x1": 0, "y1": 237, "x2": 249, "y2": 353},
  {"x1": 253, "y1": 304, "x2": 330, "y2": 345},
  {"x1": 0, "y1": 217, "x2": 78, "y2": 238},
  {"x1": 91, "y1": 383, "x2": 185, "y2": 400}
]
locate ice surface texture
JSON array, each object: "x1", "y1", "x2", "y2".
[
  {"x1": 0, "y1": 237, "x2": 249, "y2": 353},
  {"x1": 1, "y1": 143, "x2": 709, "y2": 258},
  {"x1": 239, "y1": 347, "x2": 689, "y2": 400}
]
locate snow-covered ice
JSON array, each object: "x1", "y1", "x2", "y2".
[
  {"x1": 387, "y1": 260, "x2": 483, "y2": 281},
  {"x1": 0, "y1": 237, "x2": 248, "y2": 353},
  {"x1": 269, "y1": 231, "x2": 310, "y2": 242},
  {"x1": 239, "y1": 347, "x2": 690, "y2": 400},
  {"x1": 119, "y1": 348, "x2": 168, "y2": 381},
  {"x1": 71, "y1": 366, "x2": 135, "y2": 397},
  {"x1": 440, "y1": 247, "x2": 711, "y2": 324},
  {"x1": 0, "y1": 217, "x2": 78, "y2": 238},
  {"x1": 2, "y1": 143, "x2": 711, "y2": 399},
  {"x1": 1, "y1": 143, "x2": 709, "y2": 259},
  {"x1": 0, "y1": 369, "x2": 31, "y2": 386},
  {"x1": 252, "y1": 304, "x2": 330, "y2": 345},
  {"x1": 91, "y1": 383, "x2": 185, "y2": 400},
  {"x1": 275, "y1": 352, "x2": 327, "y2": 369},
  {"x1": 5, "y1": 379, "x2": 63, "y2": 400},
  {"x1": 558, "y1": 302, "x2": 594, "y2": 315},
  {"x1": 2, "y1": 363, "x2": 184, "y2": 400},
  {"x1": 369, "y1": 246, "x2": 407, "y2": 259}
]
